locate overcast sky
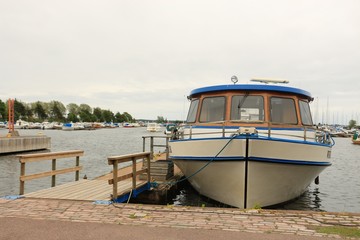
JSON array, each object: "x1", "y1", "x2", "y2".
[{"x1": 1, "y1": 0, "x2": 359, "y2": 124}]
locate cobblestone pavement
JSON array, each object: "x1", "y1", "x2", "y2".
[{"x1": 0, "y1": 197, "x2": 359, "y2": 239}]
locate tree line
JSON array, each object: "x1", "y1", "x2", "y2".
[{"x1": 0, "y1": 99, "x2": 134, "y2": 123}]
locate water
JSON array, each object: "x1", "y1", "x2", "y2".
[{"x1": 0, "y1": 128, "x2": 359, "y2": 213}]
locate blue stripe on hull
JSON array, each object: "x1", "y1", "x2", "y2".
[
  {"x1": 169, "y1": 156, "x2": 331, "y2": 166},
  {"x1": 170, "y1": 135, "x2": 331, "y2": 147}
]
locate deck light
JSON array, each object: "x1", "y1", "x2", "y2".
[{"x1": 231, "y1": 75, "x2": 238, "y2": 84}]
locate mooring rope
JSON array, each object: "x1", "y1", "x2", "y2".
[{"x1": 160, "y1": 132, "x2": 240, "y2": 189}]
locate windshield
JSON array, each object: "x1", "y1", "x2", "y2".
[
  {"x1": 299, "y1": 100, "x2": 313, "y2": 125},
  {"x1": 231, "y1": 95, "x2": 264, "y2": 121},
  {"x1": 270, "y1": 97, "x2": 298, "y2": 124},
  {"x1": 186, "y1": 99, "x2": 199, "y2": 123},
  {"x1": 199, "y1": 96, "x2": 226, "y2": 122}
]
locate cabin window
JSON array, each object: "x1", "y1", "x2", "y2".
[
  {"x1": 186, "y1": 99, "x2": 199, "y2": 123},
  {"x1": 299, "y1": 100, "x2": 313, "y2": 125},
  {"x1": 231, "y1": 95, "x2": 264, "y2": 121},
  {"x1": 270, "y1": 97, "x2": 298, "y2": 124},
  {"x1": 199, "y1": 96, "x2": 226, "y2": 122}
]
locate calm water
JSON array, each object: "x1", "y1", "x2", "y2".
[{"x1": 0, "y1": 128, "x2": 359, "y2": 213}]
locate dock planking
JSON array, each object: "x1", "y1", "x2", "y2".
[{"x1": 24, "y1": 179, "x2": 148, "y2": 201}]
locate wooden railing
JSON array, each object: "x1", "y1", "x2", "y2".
[
  {"x1": 107, "y1": 152, "x2": 151, "y2": 201},
  {"x1": 18, "y1": 150, "x2": 84, "y2": 195}
]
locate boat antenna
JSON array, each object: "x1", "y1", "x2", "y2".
[
  {"x1": 231, "y1": 75, "x2": 238, "y2": 84},
  {"x1": 251, "y1": 78, "x2": 289, "y2": 84}
]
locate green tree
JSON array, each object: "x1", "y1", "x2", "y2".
[
  {"x1": 156, "y1": 116, "x2": 166, "y2": 123},
  {"x1": 24, "y1": 104, "x2": 34, "y2": 122},
  {"x1": 67, "y1": 112, "x2": 79, "y2": 122},
  {"x1": 14, "y1": 99, "x2": 27, "y2": 121},
  {"x1": 67, "y1": 103, "x2": 79, "y2": 116},
  {"x1": 122, "y1": 112, "x2": 133, "y2": 122},
  {"x1": 349, "y1": 119, "x2": 357, "y2": 129},
  {"x1": 0, "y1": 99, "x2": 6, "y2": 121},
  {"x1": 93, "y1": 107, "x2": 104, "y2": 122},
  {"x1": 114, "y1": 112, "x2": 125, "y2": 123},
  {"x1": 78, "y1": 104, "x2": 93, "y2": 122},
  {"x1": 33, "y1": 101, "x2": 48, "y2": 121},
  {"x1": 102, "y1": 110, "x2": 114, "y2": 122},
  {"x1": 49, "y1": 101, "x2": 66, "y2": 122}
]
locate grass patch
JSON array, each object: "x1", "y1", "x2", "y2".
[{"x1": 314, "y1": 226, "x2": 360, "y2": 238}]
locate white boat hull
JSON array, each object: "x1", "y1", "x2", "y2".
[{"x1": 169, "y1": 137, "x2": 331, "y2": 208}]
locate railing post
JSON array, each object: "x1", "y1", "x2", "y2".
[
  {"x1": 222, "y1": 122, "x2": 225, "y2": 137},
  {"x1": 112, "y1": 160, "x2": 118, "y2": 200},
  {"x1": 142, "y1": 137, "x2": 146, "y2": 152},
  {"x1": 142, "y1": 137, "x2": 146, "y2": 165},
  {"x1": 150, "y1": 137, "x2": 154, "y2": 159},
  {"x1": 146, "y1": 153, "x2": 151, "y2": 182},
  {"x1": 20, "y1": 161, "x2": 25, "y2": 195},
  {"x1": 132, "y1": 157, "x2": 136, "y2": 189},
  {"x1": 75, "y1": 156, "x2": 80, "y2": 181},
  {"x1": 165, "y1": 137, "x2": 169, "y2": 160},
  {"x1": 51, "y1": 159, "x2": 56, "y2": 187}
]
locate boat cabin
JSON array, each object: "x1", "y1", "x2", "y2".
[{"x1": 186, "y1": 83, "x2": 314, "y2": 128}]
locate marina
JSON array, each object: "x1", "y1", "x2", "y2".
[{"x1": 0, "y1": 127, "x2": 359, "y2": 213}]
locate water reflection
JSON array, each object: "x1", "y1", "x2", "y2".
[
  {"x1": 171, "y1": 181, "x2": 326, "y2": 211},
  {"x1": 274, "y1": 186, "x2": 324, "y2": 211}
]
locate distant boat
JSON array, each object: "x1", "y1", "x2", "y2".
[
  {"x1": 147, "y1": 123, "x2": 161, "y2": 132},
  {"x1": 123, "y1": 123, "x2": 135, "y2": 128},
  {"x1": 164, "y1": 123, "x2": 176, "y2": 136},
  {"x1": 62, "y1": 123, "x2": 75, "y2": 131},
  {"x1": 14, "y1": 119, "x2": 29, "y2": 129},
  {"x1": 352, "y1": 132, "x2": 360, "y2": 145}
]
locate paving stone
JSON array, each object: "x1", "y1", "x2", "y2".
[{"x1": 1, "y1": 198, "x2": 360, "y2": 238}]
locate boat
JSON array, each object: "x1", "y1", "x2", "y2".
[
  {"x1": 352, "y1": 132, "x2": 360, "y2": 145},
  {"x1": 147, "y1": 122, "x2": 161, "y2": 132},
  {"x1": 164, "y1": 123, "x2": 176, "y2": 136},
  {"x1": 168, "y1": 77, "x2": 333, "y2": 209},
  {"x1": 123, "y1": 122, "x2": 135, "y2": 128},
  {"x1": 62, "y1": 123, "x2": 75, "y2": 131}
]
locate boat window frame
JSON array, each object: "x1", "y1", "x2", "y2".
[
  {"x1": 230, "y1": 94, "x2": 265, "y2": 122},
  {"x1": 299, "y1": 99, "x2": 313, "y2": 126},
  {"x1": 199, "y1": 96, "x2": 226, "y2": 123},
  {"x1": 270, "y1": 96, "x2": 298, "y2": 125},
  {"x1": 186, "y1": 98, "x2": 199, "y2": 123}
]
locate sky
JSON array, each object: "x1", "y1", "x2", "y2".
[{"x1": 1, "y1": 0, "x2": 359, "y2": 124}]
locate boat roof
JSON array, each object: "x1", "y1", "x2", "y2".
[{"x1": 189, "y1": 84, "x2": 313, "y2": 100}]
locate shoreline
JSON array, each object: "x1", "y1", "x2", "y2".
[{"x1": 1, "y1": 197, "x2": 359, "y2": 239}]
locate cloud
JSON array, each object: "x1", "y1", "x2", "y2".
[{"x1": 1, "y1": 0, "x2": 360, "y2": 123}]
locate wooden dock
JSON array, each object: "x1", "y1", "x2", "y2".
[
  {"x1": 18, "y1": 150, "x2": 152, "y2": 203},
  {"x1": 16, "y1": 136, "x2": 180, "y2": 203}
]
